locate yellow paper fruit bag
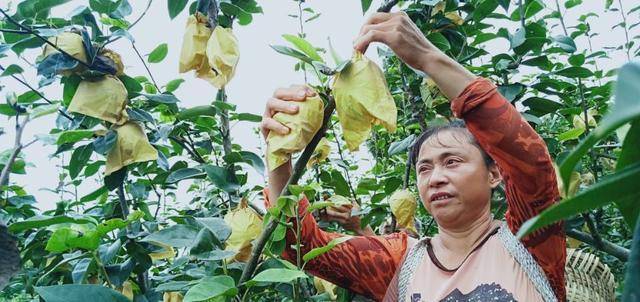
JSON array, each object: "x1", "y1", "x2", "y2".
[
  {"x1": 163, "y1": 292, "x2": 183, "y2": 302},
  {"x1": 105, "y1": 122, "x2": 158, "y2": 175},
  {"x1": 267, "y1": 95, "x2": 324, "y2": 171},
  {"x1": 68, "y1": 75, "x2": 129, "y2": 125},
  {"x1": 389, "y1": 189, "x2": 417, "y2": 233},
  {"x1": 198, "y1": 26, "x2": 240, "y2": 88},
  {"x1": 149, "y1": 243, "x2": 175, "y2": 261},
  {"x1": 314, "y1": 277, "x2": 338, "y2": 300},
  {"x1": 42, "y1": 32, "x2": 88, "y2": 64},
  {"x1": 332, "y1": 52, "x2": 397, "y2": 151},
  {"x1": 224, "y1": 199, "x2": 263, "y2": 262},
  {"x1": 307, "y1": 137, "x2": 331, "y2": 168},
  {"x1": 179, "y1": 13, "x2": 212, "y2": 73},
  {"x1": 99, "y1": 48, "x2": 125, "y2": 75}
]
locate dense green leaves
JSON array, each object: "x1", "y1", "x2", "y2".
[
  {"x1": 184, "y1": 276, "x2": 237, "y2": 302},
  {"x1": 35, "y1": 285, "x2": 130, "y2": 302}
]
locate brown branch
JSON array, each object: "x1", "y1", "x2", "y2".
[
  {"x1": 131, "y1": 42, "x2": 160, "y2": 92},
  {"x1": 377, "y1": 0, "x2": 400, "y2": 13},
  {"x1": 0, "y1": 116, "x2": 29, "y2": 187},
  {"x1": 566, "y1": 228, "x2": 629, "y2": 261},
  {"x1": 238, "y1": 94, "x2": 336, "y2": 288}
]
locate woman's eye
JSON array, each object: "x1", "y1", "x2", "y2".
[{"x1": 419, "y1": 166, "x2": 432, "y2": 173}]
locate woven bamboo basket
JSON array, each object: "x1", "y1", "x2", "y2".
[{"x1": 565, "y1": 248, "x2": 616, "y2": 302}]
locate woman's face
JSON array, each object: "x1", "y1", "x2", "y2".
[{"x1": 415, "y1": 129, "x2": 501, "y2": 231}]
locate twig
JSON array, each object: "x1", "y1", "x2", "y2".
[
  {"x1": 377, "y1": 0, "x2": 400, "y2": 13},
  {"x1": 566, "y1": 228, "x2": 629, "y2": 261},
  {"x1": 0, "y1": 116, "x2": 29, "y2": 187},
  {"x1": 104, "y1": 0, "x2": 154, "y2": 46},
  {"x1": 616, "y1": 0, "x2": 631, "y2": 61},
  {"x1": 217, "y1": 89, "x2": 233, "y2": 156},
  {"x1": 131, "y1": 42, "x2": 160, "y2": 92},
  {"x1": 0, "y1": 28, "x2": 29, "y2": 34},
  {"x1": 554, "y1": 0, "x2": 569, "y2": 36},
  {"x1": 169, "y1": 136, "x2": 206, "y2": 163},
  {"x1": 0, "y1": 64, "x2": 75, "y2": 121},
  {"x1": 330, "y1": 125, "x2": 358, "y2": 204},
  {"x1": 238, "y1": 94, "x2": 336, "y2": 288}
]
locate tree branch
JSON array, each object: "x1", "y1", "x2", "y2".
[
  {"x1": 377, "y1": 0, "x2": 400, "y2": 13},
  {"x1": 566, "y1": 228, "x2": 629, "y2": 261},
  {"x1": 0, "y1": 64, "x2": 75, "y2": 121},
  {"x1": 0, "y1": 116, "x2": 30, "y2": 187},
  {"x1": 238, "y1": 94, "x2": 336, "y2": 288},
  {"x1": 131, "y1": 42, "x2": 160, "y2": 92}
]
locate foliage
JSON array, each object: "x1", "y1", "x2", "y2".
[{"x1": 1, "y1": 0, "x2": 639, "y2": 301}]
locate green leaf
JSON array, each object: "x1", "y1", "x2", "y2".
[
  {"x1": 93, "y1": 130, "x2": 117, "y2": 155},
  {"x1": 555, "y1": 66, "x2": 593, "y2": 78},
  {"x1": 388, "y1": 134, "x2": 416, "y2": 156},
  {"x1": 126, "y1": 108, "x2": 155, "y2": 123},
  {"x1": 472, "y1": 0, "x2": 499, "y2": 21},
  {"x1": 523, "y1": 97, "x2": 564, "y2": 116},
  {"x1": 46, "y1": 228, "x2": 100, "y2": 252},
  {"x1": 139, "y1": 92, "x2": 180, "y2": 104},
  {"x1": 1, "y1": 64, "x2": 24, "y2": 77},
  {"x1": 17, "y1": 0, "x2": 73, "y2": 18},
  {"x1": 35, "y1": 284, "x2": 130, "y2": 302},
  {"x1": 552, "y1": 35, "x2": 577, "y2": 53},
  {"x1": 510, "y1": 0, "x2": 544, "y2": 21},
  {"x1": 178, "y1": 105, "x2": 217, "y2": 120},
  {"x1": 30, "y1": 104, "x2": 59, "y2": 119},
  {"x1": 184, "y1": 276, "x2": 237, "y2": 302},
  {"x1": 165, "y1": 78, "x2": 185, "y2": 92},
  {"x1": 69, "y1": 144, "x2": 93, "y2": 179},
  {"x1": 71, "y1": 258, "x2": 93, "y2": 284},
  {"x1": 557, "y1": 127, "x2": 585, "y2": 141},
  {"x1": 63, "y1": 75, "x2": 82, "y2": 106},
  {"x1": 18, "y1": 90, "x2": 42, "y2": 104},
  {"x1": 56, "y1": 130, "x2": 95, "y2": 145},
  {"x1": 239, "y1": 151, "x2": 265, "y2": 175},
  {"x1": 203, "y1": 165, "x2": 240, "y2": 192},
  {"x1": 148, "y1": 43, "x2": 168, "y2": 63},
  {"x1": 195, "y1": 217, "x2": 231, "y2": 243},
  {"x1": 37, "y1": 53, "x2": 79, "y2": 78},
  {"x1": 140, "y1": 224, "x2": 199, "y2": 247},
  {"x1": 168, "y1": 0, "x2": 188, "y2": 19},
  {"x1": 89, "y1": 0, "x2": 123, "y2": 14},
  {"x1": 426, "y1": 32, "x2": 451, "y2": 51},
  {"x1": 9, "y1": 215, "x2": 97, "y2": 233},
  {"x1": 517, "y1": 162, "x2": 640, "y2": 238},
  {"x1": 270, "y1": 45, "x2": 314, "y2": 64},
  {"x1": 361, "y1": 0, "x2": 373, "y2": 14},
  {"x1": 231, "y1": 112, "x2": 262, "y2": 122},
  {"x1": 622, "y1": 215, "x2": 640, "y2": 301},
  {"x1": 559, "y1": 62, "x2": 640, "y2": 194},
  {"x1": 282, "y1": 34, "x2": 323, "y2": 62},
  {"x1": 615, "y1": 120, "x2": 640, "y2": 229},
  {"x1": 247, "y1": 268, "x2": 308, "y2": 286},
  {"x1": 219, "y1": 2, "x2": 253, "y2": 25},
  {"x1": 302, "y1": 236, "x2": 353, "y2": 262},
  {"x1": 568, "y1": 54, "x2": 585, "y2": 66},
  {"x1": 166, "y1": 168, "x2": 206, "y2": 183}
]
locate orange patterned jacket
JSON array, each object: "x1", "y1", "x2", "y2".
[{"x1": 263, "y1": 78, "x2": 566, "y2": 301}]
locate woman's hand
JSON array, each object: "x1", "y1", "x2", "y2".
[
  {"x1": 353, "y1": 12, "x2": 476, "y2": 100},
  {"x1": 353, "y1": 12, "x2": 438, "y2": 73},
  {"x1": 321, "y1": 203, "x2": 375, "y2": 236},
  {"x1": 262, "y1": 84, "x2": 316, "y2": 201}
]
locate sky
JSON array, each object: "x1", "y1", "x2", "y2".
[{"x1": 0, "y1": 0, "x2": 635, "y2": 212}]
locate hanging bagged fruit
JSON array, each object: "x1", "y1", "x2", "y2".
[
  {"x1": 163, "y1": 292, "x2": 183, "y2": 302},
  {"x1": 105, "y1": 122, "x2": 158, "y2": 175},
  {"x1": 42, "y1": 32, "x2": 88, "y2": 64},
  {"x1": 267, "y1": 95, "x2": 324, "y2": 171},
  {"x1": 198, "y1": 26, "x2": 240, "y2": 88},
  {"x1": 99, "y1": 48, "x2": 125, "y2": 76},
  {"x1": 224, "y1": 199, "x2": 263, "y2": 262},
  {"x1": 68, "y1": 75, "x2": 129, "y2": 125},
  {"x1": 313, "y1": 277, "x2": 338, "y2": 300},
  {"x1": 179, "y1": 13, "x2": 212, "y2": 73},
  {"x1": 332, "y1": 51, "x2": 397, "y2": 151},
  {"x1": 389, "y1": 189, "x2": 417, "y2": 233},
  {"x1": 307, "y1": 137, "x2": 331, "y2": 168}
]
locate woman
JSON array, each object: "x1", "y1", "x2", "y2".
[{"x1": 260, "y1": 12, "x2": 566, "y2": 302}]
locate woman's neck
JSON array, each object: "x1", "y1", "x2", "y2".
[{"x1": 434, "y1": 211, "x2": 494, "y2": 255}]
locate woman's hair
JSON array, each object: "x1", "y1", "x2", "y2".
[{"x1": 409, "y1": 119, "x2": 495, "y2": 168}]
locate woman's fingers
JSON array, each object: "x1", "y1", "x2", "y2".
[
  {"x1": 260, "y1": 117, "x2": 289, "y2": 138},
  {"x1": 266, "y1": 97, "x2": 299, "y2": 116},
  {"x1": 354, "y1": 27, "x2": 393, "y2": 54}
]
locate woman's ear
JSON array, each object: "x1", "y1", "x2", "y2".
[{"x1": 488, "y1": 164, "x2": 502, "y2": 189}]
